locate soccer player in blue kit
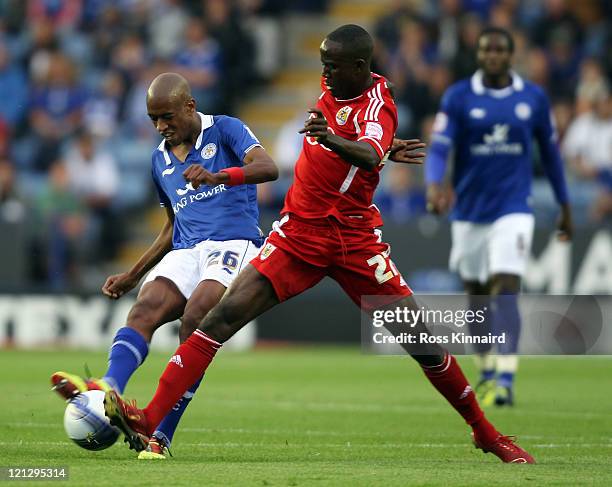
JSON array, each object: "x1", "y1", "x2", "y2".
[
  {"x1": 425, "y1": 28, "x2": 572, "y2": 406},
  {"x1": 50, "y1": 72, "x2": 279, "y2": 458}
]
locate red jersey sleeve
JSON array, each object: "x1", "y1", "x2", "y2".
[{"x1": 356, "y1": 93, "x2": 397, "y2": 159}]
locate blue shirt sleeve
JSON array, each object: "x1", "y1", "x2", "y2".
[
  {"x1": 425, "y1": 86, "x2": 460, "y2": 184},
  {"x1": 219, "y1": 116, "x2": 262, "y2": 166},
  {"x1": 533, "y1": 89, "x2": 569, "y2": 205}
]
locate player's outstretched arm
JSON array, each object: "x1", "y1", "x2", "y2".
[
  {"x1": 102, "y1": 207, "x2": 175, "y2": 299},
  {"x1": 388, "y1": 138, "x2": 426, "y2": 165},
  {"x1": 299, "y1": 108, "x2": 381, "y2": 171},
  {"x1": 183, "y1": 146, "x2": 278, "y2": 188}
]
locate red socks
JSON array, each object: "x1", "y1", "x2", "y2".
[
  {"x1": 141, "y1": 338, "x2": 499, "y2": 444},
  {"x1": 421, "y1": 352, "x2": 498, "y2": 445},
  {"x1": 143, "y1": 330, "x2": 221, "y2": 432}
]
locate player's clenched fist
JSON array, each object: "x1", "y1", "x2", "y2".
[
  {"x1": 299, "y1": 108, "x2": 330, "y2": 143},
  {"x1": 183, "y1": 164, "x2": 222, "y2": 188},
  {"x1": 102, "y1": 272, "x2": 140, "y2": 299}
]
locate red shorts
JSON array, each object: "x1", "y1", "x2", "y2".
[{"x1": 251, "y1": 214, "x2": 412, "y2": 311}]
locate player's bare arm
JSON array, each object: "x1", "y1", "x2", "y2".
[
  {"x1": 102, "y1": 207, "x2": 175, "y2": 299},
  {"x1": 388, "y1": 138, "x2": 427, "y2": 165},
  {"x1": 299, "y1": 108, "x2": 381, "y2": 171},
  {"x1": 183, "y1": 146, "x2": 278, "y2": 189}
]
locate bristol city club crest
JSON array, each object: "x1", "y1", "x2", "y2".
[
  {"x1": 336, "y1": 106, "x2": 352, "y2": 125},
  {"x1": 259, "y1": 242, "x2": 276, "y2": 260}
]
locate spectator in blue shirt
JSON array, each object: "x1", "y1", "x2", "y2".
[{"x1": 0, "y1": 41, "x2": 28, "y2": 127}]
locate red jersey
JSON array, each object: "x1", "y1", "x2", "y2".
[{"x1": 282, "y1": 73, "x2": 398, "y2": 228}]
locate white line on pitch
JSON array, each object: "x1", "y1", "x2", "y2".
[
  {"x1": 6, "y1": 423, "x2": 611, "y2": 445},
  {"x1": 196, "y1": 397, "x2": 610, "y2": 419},
  {"x1": 1, "y1": 441, "x2": 611, "y2": 449}
]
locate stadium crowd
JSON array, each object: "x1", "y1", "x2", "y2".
[
  {"x1": 369, "y1": 0, "x2": 612, "y2": 227},
  {"x1": 0, "y1": 0, "x2": 327, "y2": 288},
  {"x1": 0, "y1": 0, "x2": 610, "y2": 290}
]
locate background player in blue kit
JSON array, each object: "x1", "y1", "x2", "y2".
[
  {"x1": 50, "y1": 72, "x2": 278, "y2": 458},
  {"x1": 425, "y1": 27, "x2": 573, "y2": 406}
]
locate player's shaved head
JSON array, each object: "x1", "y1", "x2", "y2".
[
  {"x1": 147, "y1": 72, "x2": 192, "y2": 105},
  {"x1": 146, "y1": 72, "x2": 199, "y2": 147},
  {"x1": 325, "y1": 24, "x2": 373, "y2": 62}
]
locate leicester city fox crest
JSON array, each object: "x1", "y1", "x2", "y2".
[
  {"x1": 514, "y1": 102, "x2": 532, "y2": 120},
  {"x1": 201, "y1": 143, "x2": 217, "y2": 159}
]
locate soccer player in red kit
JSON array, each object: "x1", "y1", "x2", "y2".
[{"x1": 104, "y1": 24, "x2": 535, "y2": 464}]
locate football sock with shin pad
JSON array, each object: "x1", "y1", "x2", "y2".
[
  {"x1": 143, "y1": 331, "x2": 221, "y2": 431},
  {"x1": 153, "y1": 376, "x2": 203, "y2": 446},
  {"x1": 421, "y1": 352, "x2": 498, "y2": 444},
  {"x1": 103, "y1": 327, "x2": 149, "y2": 393}
]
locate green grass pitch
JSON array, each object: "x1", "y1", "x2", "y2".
[{"x1": 1, "y1": 347, "x2": 611, "y2": 486}]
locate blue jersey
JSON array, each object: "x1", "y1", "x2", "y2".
[
  {"x1": 151, "y1": 113, "x2": 263, "y2": 249},
  {"x1": 426, "y1": 70, "x2": 568, "y2": 222}
]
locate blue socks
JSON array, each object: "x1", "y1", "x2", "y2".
[
  {"x1": 467, "y1": 295, "x2": 496, "y2": 383},
  {"x1": 492, "y1": 294, "x2": 521, "y2": 388},
  {"x1": 103, "y1": 326, "x2": 202, "y2": 445},
  {"x1": 467, "y1": 294, "x2": 493, "y2": 355},
  {"x1": 481, "y1": 368, "x2": 496, "y2": 382},
  {"x1": 493, "y1": 294, "x2": 521, "y2": 355},
  {"x1": 103, "y1": 327, "x2": 149, "y2": 394},
  {"x1": 497, "y1": 371, "x2": 514, "y2": 389},
  {"x1": 154, "y1": 376, "x2": 203, "y2": 447}
]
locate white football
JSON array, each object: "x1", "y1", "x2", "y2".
[{"x1": 63, "y1": 390, "x2": 119, "y2": 451}]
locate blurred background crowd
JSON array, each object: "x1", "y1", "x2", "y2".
[
  {"x1": 0, "y1": 0, "x2": 610, "y2": 291},
  {"x1": 369, "y1": 0, "x2": 612, "y2": 227}
]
